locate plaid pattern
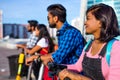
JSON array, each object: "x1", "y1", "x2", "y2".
[
  {"x1": 26, "y1": 33, "x2": 38, "y2": 48},
  {"x1": 52, "y1": 22, "x2": 84, "y2": 64}
]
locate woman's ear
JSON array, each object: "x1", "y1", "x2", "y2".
[{"x1": 98, "y1": 21, "x2": 102, "y2": 28}]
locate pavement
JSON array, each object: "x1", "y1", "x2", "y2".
[
  {"x1": 0, "y1": 38, "x2": 37, "y2": 80},
  {"x1": 0, "y1": 46, "x2": 26, "y2": 80}
]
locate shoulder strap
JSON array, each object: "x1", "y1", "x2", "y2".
[
  {"x1": 115, "y1": 35, "x2": 120, "y2": 40},
  {"x1": 84, "y1": 40, "x2": 93, "y2": 52},
  {"x1": 83, "y1": 36, "x2": 120, "y2": 66},
  {"x1": 106, "y1": 36, "x2": 120, "y2": 66},
  {"x1": 106, "y1": 39, "x2": 115, "y2": 66},
  {"x1": 99, "y1": 43, "x2": 107, "y2": 57}
]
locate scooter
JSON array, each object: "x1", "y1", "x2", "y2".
[{"x1": 16, "y1": 49, "x2": 25, "y2": 80}]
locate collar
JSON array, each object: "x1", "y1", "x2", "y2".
[
  {"x1": 59, "y1": 21, "x2": 70, "y2": 31},
  {"x1": 56, "y1": 21, "x2": 70, "y2": 36}
]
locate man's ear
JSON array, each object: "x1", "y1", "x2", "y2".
[{"x1": 54, "y1": 16, "x2": 59, "y2": 22}]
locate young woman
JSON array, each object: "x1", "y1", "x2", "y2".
[
  {"x1": 25, "y1": 24, "x2": 55, "y2": 80},
  {"x1": 58, "y1": 3, "x2": 120, "y2": 80},
  {"x1": 25, "y1": 24, "x2": 54, "y2": 55}
]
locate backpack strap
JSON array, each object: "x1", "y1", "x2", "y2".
[
  {"x1": 106, "y1": 36, "x2": 120, "y2": 66},
  {"x1": 84, "y1": 40, "x2": 93, "y2": 52},
  {"x1": 84, "y1": 36, "x2": 120, "y2": 66},
  {"x1": 115, "y1": 35, "x2": 120, "y2": 40}
]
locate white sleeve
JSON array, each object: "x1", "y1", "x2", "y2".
[{"x1": 37, "y1": 38, "x2": 48, "y2": 47}]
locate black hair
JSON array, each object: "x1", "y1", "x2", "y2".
[
  {"x1": 86, "y1": 3, "x2": 120, "y2": 42},
  {"x1": 36, "y1": 24, "x2": 55, "y2": 53},
  {"x1": 28, "y1": 20, "x2": 38, "y2": 29},
  {"x1": 47, "y1": 4, "x2": 66, "y2": 23}
]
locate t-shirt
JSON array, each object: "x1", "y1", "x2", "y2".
[
  {"x1": 37, "y1": 38, "x2": 49, "y2": 55},
  {"x1": 37, "y1": 38, "x2": 48, "y2": 48}
]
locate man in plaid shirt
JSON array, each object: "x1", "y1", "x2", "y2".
[
  {"x1": 39, "y1": 4, "x2": 85, "y2": 65},
  {"x1": 26, "y1": 20, "x2": 38, "y2": 48},
  {"x1": 16, "y1": 20, "x2": 38, "y2": 49}
]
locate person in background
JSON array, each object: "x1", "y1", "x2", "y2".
[
  {"x1": 58, "y1": 3, "x2": 120, "y2": 80},
  {"x1": 16, "y1": 20, "x2": 38, "y2": 49},
  {"x1": 26, "y1": 24, "x2": 55, "y2": 80},
  {"x1": 16, "y1": 20, "x2": 38, "y2": 79}
]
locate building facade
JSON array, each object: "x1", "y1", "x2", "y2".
[
  {"x1": 0, "y1": 10, "x2": 3, "y2": 39},
  {"x1": 3, "y1": 24, "x2": 28, "y2": 38}
]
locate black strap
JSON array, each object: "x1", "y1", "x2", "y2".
[
  {"x1": 99, "y1": 43, "x2": 107, "y2": 57},
  {"x1": 85, "y1": 40, "x2": 108, "y2": 57}
]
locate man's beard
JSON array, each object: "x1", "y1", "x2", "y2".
[
  {"x1": 27, "y1": 29, "x2": 32, "y2": 32},
  {"x1": 85, "y1": 32, "x2": 90, "y2": 35},
  {"x1": 49, "y1": 23, "x2": 56, "y2": 28}
]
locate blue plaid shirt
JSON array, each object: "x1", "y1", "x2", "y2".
[{"x1": 52, "y1": 21, "x2": 84, "y2": 64}]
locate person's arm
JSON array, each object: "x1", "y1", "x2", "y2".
[
  {"x1": 26, "y1": 55, "x2": 39, "y2": 65},
  {"x1": 26, "y1": 53, "x2": 52, "y2": 66},
  {"x1": 66, "y1": 50, "x2": 85, "y2": 72},
  {"x1": 108, "y1": 41, "x2": 120, "y2": 80},
  {"x1": 25, "y1": 45, "x2": 41, "y2": 55},
  {"x1": 58, "y1": 69, "x2": 91, "y2": 80},
  {"x1": 40, "y1": 53, "x2": 53, "y2": 65},
  {"x1": 16, "y1": 44, "x2": 26, "y2": 49},
  {"x1": 26, "y1": 38, "x2": 48, "y2": 55}
]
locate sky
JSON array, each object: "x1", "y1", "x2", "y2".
[{"x1": 0, "y1": 0, "x2": 81, "y2": 25}]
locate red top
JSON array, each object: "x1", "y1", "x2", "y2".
[{"x1": 40, "y1": 47, "x2": 48, "y2": 55}]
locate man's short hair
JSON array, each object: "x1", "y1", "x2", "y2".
[
  {"x1": 28, "y1": 20, "x2": 38, "y2": 27},
  {"x1": 47, "y1": 4, "x2": 66, "y2": 23}
]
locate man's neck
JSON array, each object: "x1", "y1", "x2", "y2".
[{"x1": 56, "y1": 21, "x2": 64, "y2": 30}]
